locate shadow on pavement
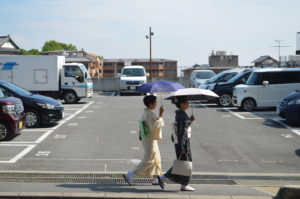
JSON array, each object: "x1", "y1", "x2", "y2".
[
  {"x1": 295, "y1": 149, "x2": 300, "y2": 157},
  {"x1": 56, "y1": 184, "x2": 176, "y2": 193}
]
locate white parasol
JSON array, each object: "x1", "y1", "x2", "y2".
[{"x1": 164, "y1": 88, "x2": 219, "y2": 101}]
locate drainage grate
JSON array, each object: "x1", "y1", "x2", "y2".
[{"x1": 0, "y1": 173, "x2": 298, "y2": 184}]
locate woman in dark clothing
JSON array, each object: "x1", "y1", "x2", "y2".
[{"x1": 158, "y1": 96, "x2": 195, "y2": 191}]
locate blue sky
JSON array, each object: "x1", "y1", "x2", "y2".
[{"x1": 1, "y1": 0, "x2": 299, "y2": 66}]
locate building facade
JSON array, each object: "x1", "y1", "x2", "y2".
[
  {"x1": 102, "y1": 58, "x2": 177, "y2": 78},
  {"x1": 43, "y1": 50, "x2": 103, "y2": 78},
  {"x1": 0, "y1": 35, "x2": 20, "y2": 55},
  {"x1": 252, "y1": 55, "x2": 278, "y2": 67},
  {"x1": 209, "y1": 51, "x2": 238, "y2": 67}
]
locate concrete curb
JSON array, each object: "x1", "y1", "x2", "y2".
[{"x1": 0, "y1": 192, "x2": 274, "y2": 199}]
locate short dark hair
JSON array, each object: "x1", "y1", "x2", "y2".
[
  {"x1": 143, "y1": 95, "x2": 157, "y2": 107},
  {"x1": 172, "y1": 96, "x2": 188, "y2": 108}
]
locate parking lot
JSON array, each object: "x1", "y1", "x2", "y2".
[{"x1": 0, "y1": 93, "x2": 299, "y2": 175}]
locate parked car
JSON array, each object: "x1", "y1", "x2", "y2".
[
  {"x1": 0, "y1": 89, "x2": 25, "y2": 141},
  {"x1": 277, "y1": 90, "x2": 300, "y2": 124},
  {"x1": 119, "y1": 65, "x2": 148, "y2": 95},
  {"x1": 198, "y1": 68, "x2": 245, "y2": 90},
  {"x1": 213, "y1": 69, "x2": 253, "y2": 107},
  {"x1": 233, "y1": 68, "x2": 300, "y2": 111},
  {"x1": 189, "y1": 70, "x2": 216, "y2": 88},
  {"x1": 0, "y1": 80, "x2": 64, "y2": 128}
]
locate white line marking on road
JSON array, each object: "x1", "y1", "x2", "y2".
[
  {"x1": 218, "y1": 159, "x2": 239, "y2": 162},
  {"x1": 96, "y1": 136, "x2": 99, "y2": 143},
  {"x1": 0, "y1": 144, "x2": 35, "y2": 163},
  {"x1": 260, "y1": 160, "x2": 283, "y2": 164},
  {"x1": 281, "y1": 134, "x2": 293, "y2": 138},
  {"x1": 223, "y1": 108, "x2": 263, "y2": 119},
  {"x1": 272, "y1": 119, "x2": 300, "y2": 136},
  {"x1": 104, "y1": 163, "x2": 107, "y2": 172},
  {"x1": 110, "y1": 92, "x2": 115, "y2": 96},
  {"x1": 91, "y1": 106, "x2": 99, "y2": 108},
  {"x1": 223, "y1": 108, "x2": 246, "y2": 119},
  {"x1": 68, "y1": 123, "x2": 78, "y2": 126},
  {"x1": 86, "y1": 110, "x2": 94, "y2": 113},
  {"x1": 0, "y1": 101, "x2": 95, "y2": 164},
  {"x1": 35, "y1": 130, "x2": 53, "y2": 143},
  {"x1": 129, "y1": 159, "x2": 141, "y2": 165},
  {"x1": 130, "y1": 131, "x2": 137, "y2": 134},
  {"x1": 54, "y1": 134, "x2": 66, "y2": 139},
  {"x1": 35, "y1": 151, "x2": 51, "y2": 157},
  {"x1": 132, "y1": 147, "x2": 139, "y2": 150},
  {"x1": 78, "y1": 116, "x2": 87, "y2": 119},
  {"x1": 21, "y1": 129, "x2": 49, "y2": 132}
]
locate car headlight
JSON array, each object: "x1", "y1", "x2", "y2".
[
  {"x1": 2, "y1": 104, "x2": 16, "y2": 115},
  {"x1": 36, "y1": 103, "x2": 55, "y2": 109},
  {"x1": 288, "y1": 99, "x2": 300, "y2": 105}
]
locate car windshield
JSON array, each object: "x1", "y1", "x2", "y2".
[
  {"x1": 122, "y1": 68, "x2": 145, "y2": 77},
  {"x1": 246, "y1": 72, "x2": 260, "y2": 85},
  {"x1": 1, "y1": 81, "x2": 32, "y2": 96},
  {"x1": 206, "y1": 71, "x2": 226, "y2": 83},
  {"x1": 195, "y1": 71, "x2": 215, "y2": 79},
  {"x1": 0, "y1": 90, "x2": 5, "y2": 98},
  {"x1": 227, "y1": 71, "x2": 250, "y2": 84}
]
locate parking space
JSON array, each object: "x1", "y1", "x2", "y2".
[{"x1": 0, "y1": 100, "x2": 94, "y2": 164}]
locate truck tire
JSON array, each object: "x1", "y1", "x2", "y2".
[
  {"x1": 26, "y1": 109, "x2": 40, "y2": 128},
  {"x1": 0, "y1": 121, "x2": 11, "y2": 141},
  {"x1": 64, "y1": 91, "x2": 78, "y2": 104},
  {"x1": 241, "y1": 98, "x2": 256, "y2": 111},
  {"x1": 218, "y1": 93, "x2": 232, "y2": 107}
]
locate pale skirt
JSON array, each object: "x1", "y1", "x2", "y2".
[{"x1": 133, "y1": 137, "x2": 162, "y2": 177}]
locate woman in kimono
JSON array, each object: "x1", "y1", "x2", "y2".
[
  {"x1": 123, "y1": 95, "x2": 165, "y2": 186},
  {"x1": 158, "y1": 96, "x2": 195, "y2": 191}
]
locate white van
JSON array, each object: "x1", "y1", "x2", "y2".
[
  {"x1": 119, "y1": 65, "x2": 148, "y2": 93},
  {"x1": 232, "y1": 68, "x2": 300, "y2": 111}
]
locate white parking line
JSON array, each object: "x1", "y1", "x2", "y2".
[
  {"x1": 223, "y1": 108, "x2": 264, "y2": 119},
  {"x1": 0, "y1": 144, "x2": 35, "y2": 163},
  {"x1": 272, "y1": 119, "x2": 300, "y2": 136},
  {"x1": 0, "y1": 101, "x2": 95, "y2": 164}
]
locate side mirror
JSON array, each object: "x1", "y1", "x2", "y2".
[
  {"x1": 117, "y1": 73, "x2": 121, "y2": 77},
  {"x1": 262, "y1": 81, "x2": 269, "y2": 86},
  {"x1": 146, "y1": 73, "x2": 150, "y2": 77}
]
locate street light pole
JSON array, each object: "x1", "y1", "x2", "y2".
[{"x1": 146, "y1": 27, "x2": 154, "y2": 82}]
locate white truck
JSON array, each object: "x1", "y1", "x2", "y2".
[{"x1": 0, "y1": 55, "x2": 93, "y2": 103}]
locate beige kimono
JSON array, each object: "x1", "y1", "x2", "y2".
[{"x1": 133, "y1": 108, "x2": 165, "y2": 177}]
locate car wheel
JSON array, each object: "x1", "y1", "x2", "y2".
[
  {"x1": 26, "y1": 109, "x2": 40, "y2": 128},
  {"x1": 64, "y1": 91, "x2": 78, "y2": 104},
  {"x1": 241, "y1": 98, "x2": 256, "y2": 111},
  {"x1": 218, "y1": 93, "x2": 232, "y2": 107},
  {"x1": 0, "y1": 122, "x2": 11, "y2": 141}
]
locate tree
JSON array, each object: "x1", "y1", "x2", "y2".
[
  {"x1": 20, "y1": 49, "x2": 41, "y2": 55},
  {"x1": 42, "y1": 40, "x2": 77, "y2": 52}
]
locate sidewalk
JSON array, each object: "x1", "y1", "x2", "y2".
[{"x1": 0, "y1": 183, "x2": 277, "y2": 199}]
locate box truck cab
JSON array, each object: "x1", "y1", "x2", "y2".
[
  {"x1": 119, "y1": 65, "x2": 148, "y2": 94},
  {"x1": 0, "y1": 56, "x2": 93, "y2": 104},
  {"x1": 232, "y1": 68, "x2": 300, "y2": 111},
  {"x1": 62, "y1": 63, "x2": 93, "y2": 103}
]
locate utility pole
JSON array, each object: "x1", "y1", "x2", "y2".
[
  {"x1": 271, "y1": 40, "x2": 291, "y2": 67},
  {"x1": 146, "y1": 27, "x2": 154, "y2": 82}
]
